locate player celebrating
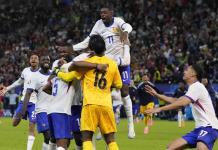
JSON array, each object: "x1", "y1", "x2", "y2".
[
  {"x1": 137, "y1": 73, "x2": 158, "y2": 134},
  {"x1": 59, "y1": 6, "x2": 135, "y2": 138},
  {"x1": 17, "y1": 55, "x2": 52, "y2": 150},
  {"x1": 145, "y1": 64, "x2": 218, "y2": 150},
  {"x1": 0, "y1": 53, "x2": 39, "y2": 150},
  {"x1": 44, "y1": 54, "x2": 108, "y2": 150},
  {"x1": 57, "y1": 35, "x2": 122, "y2": 150}
]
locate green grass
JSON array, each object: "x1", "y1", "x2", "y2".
[{"x1": 0, "y1": 118, "x2": 217, "y2": 150}]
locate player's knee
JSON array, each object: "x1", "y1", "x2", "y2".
[
  {"x1": 74, "y1": 132, "x2": 82, "y2": 146},
  {"x1": 104, "y1": 133, "x2": 115, "y2": 145},
  {"x1": 81, "y1": 131, "x2": 93, "y2": 141},
  {"x1": 50, "y1": 138, "x2": 56, "y2": 143},
  {"x1": 121, "y1": 85, "x2": 129, "y2": 97},
  {"x1": 166, "y1": 144, "x2": 176, "y2": 150},
  {"x1": 43, "y1": 130, "x2": 51, "y2": 144},
  {"x1": 28, "y1": 122, "x2": 35, "y2": 135},
  {"x1": 196, "y1": 142, "x2": 208, "y2": 150}
]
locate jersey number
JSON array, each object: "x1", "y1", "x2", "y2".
[
  {"x1": 122, "y1": 71, "x2": 129, "y2": 80},
  {"x1": 107, "y1": 36, "x2": 114, "y2": 44},
  {"x1": 94, "y1": 70, "x2": 107, "y2": 89},
  {"x1": 52, "y1": 78, "x2": 58, "y2": 96},
  {"x1": 198, "y1": 130, "x2": 208, "y2": 137}
]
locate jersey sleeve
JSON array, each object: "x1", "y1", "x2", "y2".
[
  {"x1": 73, "y1": 36, "x2": 90, "y2": 51},
  {"x1": 57, "y1": 71, "x2": 82, "y2": 82},
  {"x1": 112, "y1": 64, "x2": 122, "y2": 89},
  {"x1": 89, "y1": 21, "x2": 99, "y2": 36},
  {"x1": 20, "y1": 68, "x2": 26, "y2": 79},
  {"x1": 185, "y1": 84, "x2": 200, "y2": 102},
  {"x1": 116, "y1": 17, "x2": 132, "y2": 33}
]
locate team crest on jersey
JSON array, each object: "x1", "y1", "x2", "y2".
[{"x1": 112, "y1": 27, "x2": 119, "y2": 33}]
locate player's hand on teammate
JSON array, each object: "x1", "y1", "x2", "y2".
[
  {"x1": 144, "y1": 107, "x2": 161, "y2": 115},
  {"x1": 144, "y1": 85, "x2": 157, "y2": 97},
  {"x1": 0, "y1": 86, "x2": 8, "y2": 96},
  {"x1": 96, "y1": 64, "x2": 108, "y2": 72}
]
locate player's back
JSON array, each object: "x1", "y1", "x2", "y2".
[{"x1": 82, "y1": 56, "x2": 122, "y2": 108}]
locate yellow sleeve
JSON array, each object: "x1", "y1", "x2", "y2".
[
  {"x1": 112, "y1": 65, "x2": 122, "y2": 89},
  {"x1": 57, "y1": 71, "x2": 82, "y2": 82}
]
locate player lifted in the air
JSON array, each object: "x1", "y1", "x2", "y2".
[
  {"x1": 0, "y1": 53, "x2": 39, "y2": 150},
  {"x1": 59, "y1": 6, "x2": 135, "y2": 139}
]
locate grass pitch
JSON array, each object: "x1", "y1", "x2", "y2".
[{"x1": 0, "y1": 118, "x2": 217, "y2": 150}]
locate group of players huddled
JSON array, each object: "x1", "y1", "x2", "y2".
[
  {"x1": 0, "y1": 7, "x2": 134, "y2": 150},
  {"x1": 1, "y1": 6, "x2": 218, "y2": 150}
]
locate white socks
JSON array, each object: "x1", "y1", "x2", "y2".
[
  {"x1": 27, "y1": 135, "x2": 35, "y2": 150},
  {"x1": 92, "y1": 135, "x2": 96, "y2": 150},
  {"x1": 42, "y1": 142, "x2": 49, "y2": 150},
  {"x1": 48, "y1": 141, "x2": 56, "y2": 150},
  {"x1": 75, "y1": 145, "x2": 82, "y2": 150},
  {"x1": 57, "y1": 147, "x2": 65, "y2": 150},
  {"x1": 122, "y1": 95, "x2": 134, "y2": 124}
]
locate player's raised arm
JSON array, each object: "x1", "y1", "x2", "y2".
[
  {"x1": 69, "y1": 61, "x2": 108, "y2": 72},
  {"x1": 145, "y1": 85, "x2": 177, "y2": 103},
  {"x1": 145, "y1": 96, "x2": 192, "y2": 115},
  {"x1": 0, "y1": 77, "x2": 24, "y2": 96}
]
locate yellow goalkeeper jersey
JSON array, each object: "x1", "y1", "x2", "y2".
[{"x1": 57, "y1": 55, "x2": 122, "y2": 108}]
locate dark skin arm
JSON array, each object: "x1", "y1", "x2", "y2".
[
  {"x1": 68, "y1": 61, "x2": 108, "y2": 72},
  {"x1": 43, "y1": 82, "x2": 52, "y2": 95}
]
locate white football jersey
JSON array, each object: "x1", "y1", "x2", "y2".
[
  {"x1": 49, "y1": 76, "x2": 75, "y2": 115},
  {"x1": 185, "y1": 81, "x2": 218, "y2": 129},
  {"x1": 90, "y1": 17, "x2": 131, "y2": 60},
  {"x1": 27, "y1": 70, "x2": 52, "y2": 114},
  {"x1": 112, "y1": 89, "x2": 123, "y2": 106},
  {"x1": 20, "y1": 67, "x2": 38, "y2": 104},
  {"x1": 73, "y1": 17, "x2": 132, "y2": 61},
  {"x1": 49, "y1": 62, "x2": 80, "y2": 115}
]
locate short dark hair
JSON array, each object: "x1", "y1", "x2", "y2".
[
  {"x1": 28, "y1": 51, "x2": 39, "y2": 58},
  {"x1": 101, "y1": 5, "x2": 114, "y2": 11},
  {"x1": 88, "y1": 35, "x2": 106, "y2": 54},
  {"x1": 191, "y1": 64, "x2": 204, "y2": 81}
]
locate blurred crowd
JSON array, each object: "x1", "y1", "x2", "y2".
[{"x1": 0, "y1": 0, "x2": 218, "y2": 87}]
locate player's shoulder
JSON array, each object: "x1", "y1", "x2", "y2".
[
  {"x1": 190, "y1": 81, "x2": 204, "y2": 89},
  {"x1": 114, "y1": 17, "x2": 125, "y2": 23},
  {"x1": 22, "y1": 67, "x2": 38, "y2": 74},
  {"x1": 73, "y1": 53, "x2": 90, "y2": 61},
  {"x1": 95, "y1": 19, "x2": 103, "y2": 25},
  {"x1": 103, "y1": 56, "x2": 117, "y2": 64}
]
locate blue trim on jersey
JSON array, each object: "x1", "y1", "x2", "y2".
[
  {"x1": 103, "y1": 17, "x2": 114, "y2": 27},
  {"x1": 121, "y1": 23, "x2": 127, "y2": 29},
  {"x1": 184, "y1": 95, "x2": 195, "y2": 103},
  {"x1": 30, "y1": 68, "x2": 39, "y2": 72}
]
